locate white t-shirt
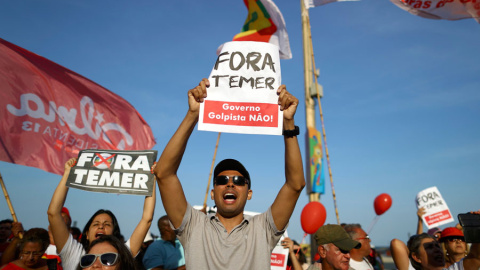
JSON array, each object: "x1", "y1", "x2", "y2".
[
  {"x1": 445, "y1": 259, "x2": 464, "y2": 270},
  {"x1": 349, "y1": 257, "x2": 374, "y2": 270}
]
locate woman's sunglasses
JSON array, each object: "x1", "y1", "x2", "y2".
[
  {"x1": 214, "y1": 175, "x2": 249, "y2": 186},
  {"x1": 80, "y1": 252, "x2": 118, "y2": 268},
  {"x1": 445, "y1": 237, "x2": 465, "y2": 243}
]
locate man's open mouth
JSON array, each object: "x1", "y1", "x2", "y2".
[{"x1": 223, "y1": 192, "x2": 237, "y2": 203}]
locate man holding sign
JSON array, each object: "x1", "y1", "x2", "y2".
[{"x1": 154, "y1": 77, "x2": 305, "y2": 269}]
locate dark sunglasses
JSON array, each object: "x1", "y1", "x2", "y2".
[
  {"x1": 214, "y1": 175, "x2": 249, "y2": 186},
  {"x1": 446, "y1": 237, "x2": 465, "y2": 243},
  {"x1": 80, "y1": 252, "x2": 118, "y2": 268}
]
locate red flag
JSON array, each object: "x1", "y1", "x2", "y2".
[
  {"x1": 0, "y1": 38, "x2": 156, "y2": 175},
  {"x1": 390, "y1": 0, "x2": 480, "y2": 23}
]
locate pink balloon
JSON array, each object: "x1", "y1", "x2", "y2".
[
  {"x1": 374, "y1": 193, "x2": 392, "y2": 215},
  {"x1": 301, "y1": 201, "x2": 327, "y2": 234}
]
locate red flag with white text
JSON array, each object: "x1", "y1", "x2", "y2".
[
  {"x1": 0, "y1": 38, "x2": 156, "y2": 175},
  {"x1": 390, "y1": 0, "x2": 480, "y2": 23}
]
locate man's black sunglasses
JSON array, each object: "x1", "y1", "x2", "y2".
[{"x1": 214, "y1": 175, "x2": 249, "y2": 187}]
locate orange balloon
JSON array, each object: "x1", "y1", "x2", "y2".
[
  {"x1": 374, "y1": 193, "x2": 392, "y2": 215},
  {"x1": 301, "y1": 201, "x2": 327, "y2": 234}
]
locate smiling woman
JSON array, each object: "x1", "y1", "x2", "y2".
[
  {"x1": 77, "y1": 235, "x2": 137, "y2": 270},
  {"x1": 47, "y1": 158, "x2": 155, "y2": 270}
]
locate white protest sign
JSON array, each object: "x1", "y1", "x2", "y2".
[
  {"x1": 67, "y1": 149, "x2": 157, "y2": 196},
  {"x1": 416, "y1": 186, "x2": 454, "y2": 229},
  {"x1": 199, "y1": 41, "x2": 283, "y2": 135},
  {"x1": 271, "y1": 233, "x2": 289, "y2": 270}
]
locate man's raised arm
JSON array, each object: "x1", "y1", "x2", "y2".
[
  {"x1": 154, "y1": 79, "x2": 209, "y2": 228},
  {"x1": 271, "y1": 85, "x2": 306, "y2": 231}
]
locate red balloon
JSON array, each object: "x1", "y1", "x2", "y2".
[
  {"x1": 301, "y1": 201, "x2": 327, "y2": 234},
  {"x1": 374, "y1": 193, "x2": 392, "y2": 215}
]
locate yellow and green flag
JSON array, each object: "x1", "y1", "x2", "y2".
[{"x1": 232, "y1": 0, "x2": 292, "y2": 59}]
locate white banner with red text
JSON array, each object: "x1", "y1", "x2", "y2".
[
  {"x1": 199, "y1": 41, "x2": 282, "y2": 135},
  {"x1": 416, "y1": 186, "x2": 454, "y2": 229}
]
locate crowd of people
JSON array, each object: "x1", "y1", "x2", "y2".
[{"x1": 0, "y1": 79, "x2": 478, "y2": 270}]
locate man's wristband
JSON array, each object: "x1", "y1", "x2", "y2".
[{"x1": 282, "y1": 125, "x2": 300, "y2": 137}]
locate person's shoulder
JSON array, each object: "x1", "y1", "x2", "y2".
[
  {"x1": 445, "y1": 259, "x2": 465, "y2": 270},
  {"x1": 148, "y1": 239, "x2": 167, "y2": 248}
]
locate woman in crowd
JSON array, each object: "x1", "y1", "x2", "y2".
[
  {"x1": 77, "y1": 235, "x2": 137, "y2": 270},
  {"x1": 47, "y1": 158, "x2": 155, "y2": 270},
  {"x1": 281, "y1": 237, "x2": 308, "y2": 270},
  {"x1": 439, "y1": 227, "x2": 468, "y2": 268},
  {"x1": 407, "y1": 222, "x2": 479, "y2": 270},
  {"x1": 392, "y1": 210, "x2": 480, "y2": 270},
  {"x1": 0, "y1": 228, "x2": 61, "y2": 270}
]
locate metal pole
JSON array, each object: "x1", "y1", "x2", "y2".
[{"x1": 202, "y1": 132, "x2": 221, "y2": 212}]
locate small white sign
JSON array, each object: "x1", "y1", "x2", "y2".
[{"x1": 416, "y1": 186, "x2": 454, "y2": 229}]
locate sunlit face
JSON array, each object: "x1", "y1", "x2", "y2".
[
  {"x1": 211, "y1": 170, "x2": 252, "y2": 219},
  {"x1": 320, "y1": 243, "x2": 351, "y2": 270},
  {"x1": 353, "y1": 228, "x2": 371, "y2": 257},
  {"x1": 86, "y1": 214, "x2": 114, "y2": 243},
  {"x1": 84, "y1": 242, "x2": 119, "y2": 270},
  {"x1": 413, "y1": 238, "x2": 445, "y2": 270},
  {"x1": 20, "y1": 242, "x2": 44, "y2": 267},
  {"x1": 444, "y1": 237, "x2": 466, "y2": 256}
]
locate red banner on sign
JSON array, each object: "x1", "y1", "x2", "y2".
[
  {"x1": 202, "y1": 100, "x2": 278, "y2": 127},
  {"x1": 0, "y1": 38, "x2": 155, "y2": 175},
  {"x1": 425, "y1": 210, "x2": 452, "y2": 225},
  {"x1": 271, "y1": 253, "x2": 286, "y2": 267}
]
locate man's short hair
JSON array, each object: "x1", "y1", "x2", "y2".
[
  {"x1": 0, "y1": 219, "x2": 13, "y2": 226},
  {"x1": 157, "y1": 215, "x2": 169, "y2": 229},
  {"x1": 314, "y1": 224, "x2": 361, "y2": 251},
  {"x1": 214, "y1": 159, "x2": 251, "y2": 189},
  {"x1": 343, "y1": 223, "x2": 362, "y2": 239}
]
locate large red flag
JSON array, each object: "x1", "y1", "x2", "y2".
[{"x1": 0, "y1": 38, "x2": 156, "y2": 175}]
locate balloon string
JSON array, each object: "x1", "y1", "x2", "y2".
[
  {"x1": 367, "y1": 215, "x2": 380, "y2": 234},
  {"x1": 297, "y1": 233, "x2": 308, "y2": 256}
]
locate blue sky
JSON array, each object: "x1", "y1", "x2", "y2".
[{"x1": 0, "y1": 0, "x2": 479, "y2": 248}]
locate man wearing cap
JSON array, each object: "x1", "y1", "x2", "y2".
[
  {"x1": 154, "y1": 78, "x2": 305, "y2": 269},
  {"x1": 344, "y1": 224, "x2": 374, "y2": 270},
  {"x1": 309, "y1": 224, "x2": 361, "y2": 270}
]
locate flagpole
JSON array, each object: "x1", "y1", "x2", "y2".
[
  {"x1": 306, "y1": 15, "x2": 341, "y2": 226},
  {"x1": 202, "y1": 132, "x2": 221, "y2": 212},
  {"x1": 301, "y1": 0, "x2": 318, "y2": 202},
  {"x1": 301, "y1": 0, "x2": 321, "y2": 262},
  {"x1": 0, "y1": 172, "x2": 18, "y2": 222}
]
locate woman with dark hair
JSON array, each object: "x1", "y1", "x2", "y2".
[
  {"x1": 77, "y1": 235, "x2": 137, "y2": 270},
  {"x1": 407, "y1": 228, "x2": 480, "y2": 270},
  {"x1": 281, "y1": 237, "x2": 308, "y2": 270},
  {"x1": 0, "y1": 228, "x2": 62, "y2": 270},
  {"x1": 407, "y1": 233, "x2": 444, "y2": 270},
  {"x1": 47, "y1": 158, "x2": 155, "y2": 270}
]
